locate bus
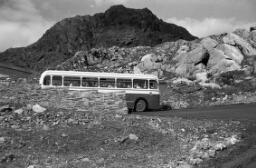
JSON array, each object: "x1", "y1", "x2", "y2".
[{"x1": 39, "y1": 70, "x2": 160, "y2": 112}]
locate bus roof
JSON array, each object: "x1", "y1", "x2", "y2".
[{"x1": 40, "y1": 70, "x2": 158, "y2": 79}]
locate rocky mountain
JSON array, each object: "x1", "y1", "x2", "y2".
[
  {"x1": 0, "y1": 5, "x2": 197, "y2": 71},
  {"x1": 57, "y1": 27, "x2": 256, "y2": 85}
]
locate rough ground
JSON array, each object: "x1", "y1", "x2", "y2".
[{"x1": 0, "y1": 82, "x2": 250, "y2": 168}]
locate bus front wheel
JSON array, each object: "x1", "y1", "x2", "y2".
[{"x1": 135, "y1": 99, "x2": 147, "y2": 112}]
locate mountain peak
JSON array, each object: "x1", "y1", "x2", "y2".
[{"x1": 0, "y1": 5, "x2": 197, "y2": 71}]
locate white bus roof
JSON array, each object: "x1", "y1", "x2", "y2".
[{"x1": 40, "y1": 70, "x2": 158, "y2": 79}]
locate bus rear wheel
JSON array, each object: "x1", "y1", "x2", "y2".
[{"x1": 135, "y1": 99, "x2": 147, "y2": 112}]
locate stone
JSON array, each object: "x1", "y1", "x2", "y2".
[
  {"x1": 139, "y1": 53, "x2": 162, "y2": 71},
  {"x1": 199, "y1": 82, "x2": 221, "y2": 89},
  {"x1": 26, "y1": 104, "x2": 33, "y2": 110},
  {"x1": 14, "y1": 108, "x2": 23, "y2": 115},
  {"x1": 200, "y1": 37, "x2": 218, "y2": 50},
  {"x1": 0, "y1": 137, "x2": 5, "y2": 143},
  {"x1": 195, "y1": 72, "x2": 208, "y2": 83},
  {"x1": 174, "y1": 45, "x2": 207, "y2": 77},
  {"x1": 32, "y1": 104, "x2": 46, "y2": 113},
  {"x1": 81, "y1": 157, "x2": 90, "y2": 162},
  {"x1": 208, "y1": 48, "x2": 241, "y2": 75},
  {"x1": 172, "y1": 78, "x2": 193, "y2": 85},
  {"x1": 213, "y1": 142, "x2": 226, "y2": 151},
  {"x1": 234, "y1": 29, "x2": 250, "y2": 40},
  {"x1": 128, "y1": 134, "x2": 139, "y2": 141},
  {"x1": 223, "y1": 33, "x2": 256, "y2": 56},
  {"x1": 217, "y1": 44, "x2": 244, "y2": 64},
  {"x1": 225, "y1": 135, "x2": 239, "y2": 145},
  {"x1": 27, "y1": 165, "x2": 38, "y2": 168},
  {"x1": 208, "y1": 149, "x2": 216, "y2": 157},
  {"x1": 61, "y1": 133, "x2": 68, "y2": 137},
  {"x1": 189, "y1": 158, "x2": 203, "y2": 165}
]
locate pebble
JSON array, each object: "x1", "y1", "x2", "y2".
[
  {"x1": 81, "y1": 157, "x2": 90, "y2": 162},
  {"x1": 129, "y1": 134, "x2": 138, "y2": 141},
  {"x1": 14, "y1": 108, "x2": 23, "y2": 115},
  {"x1": 0, "y1": 137, "x2": 5, "y2": 143},
  {"x1": 32, "y1": 104, "x2": 46, "y2": 113}
]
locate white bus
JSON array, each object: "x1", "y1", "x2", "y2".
[{"x1": 39, "y1": 70, "x2": 160, "y2": 112}]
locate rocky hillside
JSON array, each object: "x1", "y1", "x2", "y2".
[
  {"x1": 0, "y1": 5, "x2": 196, "y2": 71},
  {"x1": 58, "y1": 27, "x2": 256, "y2": 83}
]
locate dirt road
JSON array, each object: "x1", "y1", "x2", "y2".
[
  {"x1": 137, "y1": 103, "x2": 256, "y2": 168},
  {"x1": 137, "y1": 103, "x2": 256, "y2": 121}
]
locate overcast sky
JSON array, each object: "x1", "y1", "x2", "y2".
[{"x1": 0, "y1": 0, "x2": 255, "y2": 52}]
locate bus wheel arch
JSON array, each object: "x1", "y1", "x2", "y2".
[{"x1": 134, "y1": 98, "x2": 148, "y2": 112}]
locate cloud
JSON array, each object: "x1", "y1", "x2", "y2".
[
  {"x1": 0, "y1": 0, "x2": 53, "y2": 52},
  {"x1": 166, "y1": 17, "x2": 256, "y2": 38},
  {"x1": 94, "y1": 0, "x2": 129, "y2": 6}
]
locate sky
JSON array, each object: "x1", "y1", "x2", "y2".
[{"x1": 0, "y1": 0, "x2": 255, "y2": 52}]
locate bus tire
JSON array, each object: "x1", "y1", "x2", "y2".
[{"x1": 134, "y1": 99, "x2": 147, "y2": 112}]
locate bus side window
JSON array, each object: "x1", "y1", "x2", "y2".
[
  {"x1": 100, "y1": 78, "x2": 115, "y2": 88},
  {"x1": 52, "y1": 76, "x2": 62, "y2": 86},
  {"x1": 117, "y1": 79, "x2": 132, "y2": 88},
  {"x1": 43, "y1": 75, "x2": 50, "y2": 86},
  {"x1": 82, "y1": 77, "x2": 98, "y2": 87},
  {"x1": 64, "y1": 76, "x2": 81, "y2": 86},
  {"x1": 133, "y1": 79, "x2": 148, "y2": 89},
  {"x1": 149, "y1": 80, "x2": 158, "y2": 89}
]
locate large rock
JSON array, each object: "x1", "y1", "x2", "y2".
[
  {"x1": 223, "y1": 33, "x2": 256, "y2": 57},
  {"x1": 200, "y1": 37, "x2": 218, "y2": 50},
  {"x1": 208, "y1": 48, "x2": 241, "y2": 75},
  {"x1": 217, "y1": 44, "x2": 244, "y2": 64},
  {"x1": 174, "y1": 46, "x2": 207, "y2": 77},
  {"x1": 138, "y1": 53, "x2": 162, "y2": 70},
  {"x1": 57, "y1": 27, "x2": 256, "y2": 81}
]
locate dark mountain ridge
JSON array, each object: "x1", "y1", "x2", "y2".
[{"x1": 0, "y1": 5, "x2": 197, "y2": 71}]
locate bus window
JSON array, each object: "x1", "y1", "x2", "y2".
[
  {"x1": 52, "y1": 76, "x2": 62, "y2": 86},
  {"x1": 149, "y1": 80, "x2": 158, "y2": 89},
  {"x1": 64, "y1": 76, "x2": 80, "y2": 86},
  {"x1": 133, "y1": 79, "x2": 148, "y2": 89},
  {"x1": 43, "y1": 75, "x2": 50, "y2": 86},
  {"x1": 82, "y1": 77, "x2": 98, "y2": 87},
  {"x1": 117, "y1": 79, "x2": 132, "y2": 88},
  {"x1": 100, "y1": 78, "x2": 115, "y2": 88}
]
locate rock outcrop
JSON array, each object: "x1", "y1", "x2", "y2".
[
  {"x1": 0, "y1": 5, "x2": 196, "y2": 71},
  {"x1": 57, "y1": 28, "x2": 256, "y2": 83}
]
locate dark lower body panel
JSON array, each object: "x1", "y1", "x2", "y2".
[{"x1": 126, "y1": 93, "x2": 160, "y2": 110}]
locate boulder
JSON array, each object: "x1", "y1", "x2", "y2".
[
  {"x1": 174, "y1": 46, "x2": 207, "y2": 77},
  {"x1": 223, "y1": 33, "x2": 256, "y2": 57},
  {"x1": 200, "y1": 37, "x2": 218, "y2": 50},
  {"x1": 217, "y1": 44, "x2": 244, "y2": 64},
  {"x1": 233, "y1": 29, "x2": 250, "y2": 40},
  {"x1": 208, "y1": 48, "x2": 241, "y2": 75},
  {"x1": 139, "y1": 53, "x2": 162, "y2": 70},
  {"x1": 195, "y1": 72, "x2": 208, "y2": 83}
]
